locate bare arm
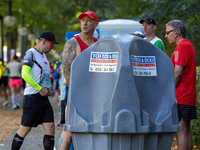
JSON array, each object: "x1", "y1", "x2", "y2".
[
  {"x1": 62, "y1": 38, "x2": 78, "y2": 85},
  {"x1": 174, "y1": 64, "x2": 184, "y2": 87},
  {"x1": 6, "y1": 67, "x2": 10, "y2": 74}
]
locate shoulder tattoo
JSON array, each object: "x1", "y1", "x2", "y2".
[{"x1": 62, "y1": 38, "x2": 77, "y2": 82}]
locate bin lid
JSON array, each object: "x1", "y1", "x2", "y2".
[{"x1": 97, "y1": 19, "x2": 142, "y2": 29}]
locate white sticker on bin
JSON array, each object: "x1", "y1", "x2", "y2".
[
  {"x1": 131, "y1": 55, "x2": 157, "y2": 76},
  {"x1": 89, "y1": 52, "x2": 118, "y2": 73}
]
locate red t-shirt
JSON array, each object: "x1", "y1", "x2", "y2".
[
  {"x1": 75, "y1": 35, "x2": 98, "y2": 52},
  {"x1": 171, "y1": 39, "x2": 196, "y2": 106}
]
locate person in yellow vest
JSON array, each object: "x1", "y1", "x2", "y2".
[{"x1": 0, "y1": 57, "x2": 9, "y2": 106}]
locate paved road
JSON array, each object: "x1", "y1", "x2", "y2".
[{"x1": 0, "y1": 96, "x2": 63, "y2": 150}]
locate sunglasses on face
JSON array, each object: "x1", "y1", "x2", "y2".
[
  {"x1": 40, "y1": 38, "x2": 54, "y2": 47},
  {"x1": 165, "y1": 30, "x2": 175, "y2": 35}
]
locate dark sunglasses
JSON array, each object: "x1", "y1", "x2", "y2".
[{"x1": 165, "y1": 30, "x2": 175, "y2": 35}]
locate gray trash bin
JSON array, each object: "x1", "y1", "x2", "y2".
[{"x1": 64, "y1": 34, "x2": 181, "y2": 150}]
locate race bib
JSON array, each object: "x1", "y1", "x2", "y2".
[{"x1": 39, "y1": 74, "x2": 52, "y2": 89}]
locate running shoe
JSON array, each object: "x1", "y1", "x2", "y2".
[
  {"x1": 12, "y1": 104, "x2": 17, "y2": 110},
  {"x1": 16, "y1": 102, "x2": 20, "y2": 109},
  {"x1": 57, "y1": 120, "x2": 63, "y2": 126},
  {"x1": 3, "y1": 101, "x2": 8, "y2": 106},
  {"x1": 57, "y1": 123, "x2": 63, "y2": 127}
]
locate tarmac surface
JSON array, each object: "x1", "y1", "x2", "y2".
[{"x1": 0, "y1": 93, "x2": 63, "y2": 150}]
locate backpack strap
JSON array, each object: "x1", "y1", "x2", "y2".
[{"x1": 31, "y1": 49, "x2": 43, "y2": 74}]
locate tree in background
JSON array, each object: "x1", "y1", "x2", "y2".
[
  {"x1": 0, "y1": 0, "x2": 200, "y2": 61},
  {"x1": 140, "y1": 0, "x2": 200, "y2": 64}
]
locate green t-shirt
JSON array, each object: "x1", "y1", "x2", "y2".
[
  {"x1": 1, "y1": 63, "x2": 8, "y2": 77},
  {"x1": 149, "y1": 36, "x2": 165, "y2": 51}
]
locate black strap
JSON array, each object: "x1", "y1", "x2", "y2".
[{"x1": 31, "y1": 50, "x2": 43, "y2": 74}]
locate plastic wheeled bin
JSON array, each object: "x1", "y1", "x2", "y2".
[{"x1": 64, "y1": 34, "x2": 181, "y2": 150}]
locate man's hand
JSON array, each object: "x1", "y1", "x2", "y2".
[
  {"x1": 57, "y1": 68, "x2": 61, "y2": 73},
  {"x1": 47, "y1": 89, "x2": 53, "y2": 97},
  {"x1": 39, "y1": 88, "x2": 49, "y2": 97}
]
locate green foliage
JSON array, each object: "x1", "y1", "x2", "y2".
[
  {"x1": 1, "y1": 0, "x2": 200, "y2": 60},
  {"x1": 0, "y1": 0, "x2": 118, "y2": 54},
  {"x1": 192, "y1": 66, "x2": 200, "y2": 148},
  {"x1": 113, "y1": 0, "x2": 153, "y2": 20},
  {"x1": 139, "y1": 0, "x2": 200, "y2": 64}
]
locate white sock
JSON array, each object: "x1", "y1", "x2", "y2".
[
  {"x1": 11, "y1": 95, "x2": 16, "y2": 105},
  {"x1": 16, "y1": 94, "x2": 21, "y2": 104}
]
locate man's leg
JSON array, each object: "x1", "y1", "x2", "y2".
[
  {"x1": 176, "y1": 118, "x2": 188, "y2": 150},
  {"x1": 2, "y1": 77, "x2": 8, "y2": 106},
  {"x1": 3, "y1": 86, "x2": 8, "y2": 102},
  {"x1": 42, "y1": 122, "x2": 55, "y2": 150},
  {"x1": 1, "y1": 85, "x2": 8, "y2": 106},
  {"x1": 11, "y1": 125, "x2": 31, "y2": 150},
  {"x1": 186, "y1": 120, "x2": 193, "y2": 150}
]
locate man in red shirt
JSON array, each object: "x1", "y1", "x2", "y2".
[
  {"x1": 165, "y1": 20, "x2": 197, "y2": 150},
  {"x1": 59, "y1": 11, "x2": 98, "y2": 149}
]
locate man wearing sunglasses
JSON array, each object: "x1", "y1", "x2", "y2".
[
  {"x1": 165, "y1": 20, "x2": 197, "y2": 150},
  {"x1": 139, "y1": 17, "x2": 165, "y2": 51},
  {"x1": 11, "y1": 31, "x2": 60, "y2": 150}
]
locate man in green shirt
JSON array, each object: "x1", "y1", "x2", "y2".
[{"x1": 139, "y1": 17, "x2": 165, "y2": 51}]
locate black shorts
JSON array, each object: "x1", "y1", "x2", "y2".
[
  {"x1": 60, "y1": 100, "x2": 67, "y2": 124},
  {"x1": 21, "y1": 93, "x2": 54, "y2": 127},
  {"x1": 177, "y1": 104, "x2": 197, "y2": 121},
  {"x1": 0, "y1": 76, "x2": 8, "y2": 86},
  {"x1": 22, "y1": 78, "x2": 26, "y2": 89}
]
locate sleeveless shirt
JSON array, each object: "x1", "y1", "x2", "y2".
[{"x1": 75, "y1": 35, "x2": 98, "y2": 52}]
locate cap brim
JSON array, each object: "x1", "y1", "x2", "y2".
[
  {"x1": 139, "y1": 19, "x2": 155, "y2": 25},
  {"x1": 140, "y1": 19, "x2": 151, "y2": 24},
  {"x1": 52, "y1": 41, "x2": 60, "y2": 44},
  {"x1": 78, "y1": 13, "x2": 85, "y2": 19},
  {"x1": 79, "y1": 13, "x2": 93, "y2": 19},
  {"x1": 139, "y1": 19, "x2": 144, "y2": 24},
  {"x1": 78, "y1": 13, "x2": 97, "y2": 22}
]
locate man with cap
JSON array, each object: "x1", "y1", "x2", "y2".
[
  {"x1": 59, "y1": 10, "x2": 98, "y2": 150},
  {"x1": 11, "y1": 31, "x2": 60, "y2": 150},
  {"x1": 139, "y1": 17, "x2": 165, "y2": 51}
]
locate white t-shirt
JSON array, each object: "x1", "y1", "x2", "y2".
[{"x1": 23, "y1": 48, "x2": 50, "y2": 95}]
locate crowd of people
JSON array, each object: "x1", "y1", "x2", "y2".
[
  {"x1": 0, "y1": 55, "x2": 22, "y2": 110},
  {"x1": 0, "y1": 55, "x2": 59, "y2": 109},
  {"x1": 0, "y1": 11, "x2": 197, "y2": 150}
]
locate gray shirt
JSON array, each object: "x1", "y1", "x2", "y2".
[{"x1": 7, "y1": 62, "x2": 22, "y2": 77}]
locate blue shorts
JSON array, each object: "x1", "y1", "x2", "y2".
[
  {"x1": 177, "y1": 104, "x2": 197, "y2": 121},
  {"x1": 21, "y1": 93, "x2": 54, "y2": 127}
]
